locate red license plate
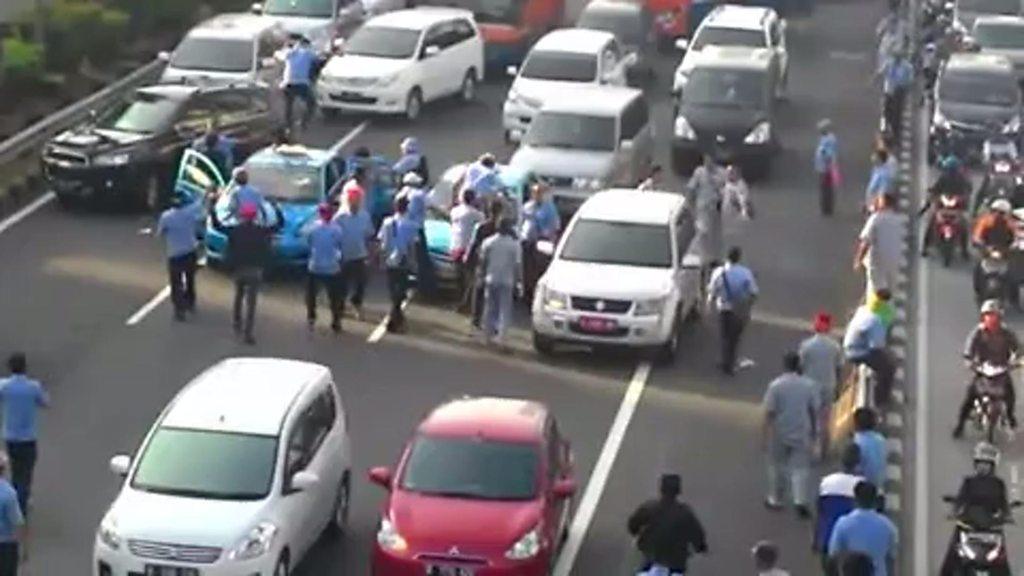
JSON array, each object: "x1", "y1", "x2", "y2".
[{"x1": 579, "y1": 316, "x2": 617, "y2": 333}]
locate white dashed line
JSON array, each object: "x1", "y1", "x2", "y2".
[
  {"x1": 125, "y1": 286, "x2": 171, "y2": 326},
  {"x1": 0, "y1": 192, "x2": 54, "y2": 236},
  {"x1": 367, "y1": 297, "x2": 410, "y2": 343}
]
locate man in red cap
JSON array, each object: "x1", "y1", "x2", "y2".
[
  {"x1": 306, "y1": 203, "x2": 345, "y2": 333},
  {"x1": 799, "y1": 311, "x2": 843, "y2": 455},
  {"x1": 334, "y1": 184, "x2": 375, "y2": 321}
]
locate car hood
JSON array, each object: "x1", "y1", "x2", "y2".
[
  {"x1": 510, "y1": 77, "x2": 596, "y2": 108},
  {"x1": 160, "y1": 67, "x2": 252, "y2": 85},
  {"x1": 545, "y1": 260, "x2": 673, "y2": 298},
  {"x1": 678, "y1": 105, "x2": 765, "y2": 137},
  {"x1": 940, "y1": 101, "x2": 1017, "y2": 126},
  {"x1": 510, "y1": 146, "x2": 616, "y2": 179},
  {"x1": 48, "y1": 127, "x2": 149, "y2": 155},
  {"x1": 389, "y1": 491, "x2": 542, "y2": 556},
  {"x1": 109, "y1": 488, "x2": 267, "y2": 548},
  {"x1": 322, "y1": 54, "x2": 409, "y2": 79}
]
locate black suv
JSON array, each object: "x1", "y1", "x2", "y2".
[
  {"x1": 42, "y1": 83, "x2": 281, "y2": 210},
  {"x1": 670, "y1": 45, "x2": 779, "y2": 179}
]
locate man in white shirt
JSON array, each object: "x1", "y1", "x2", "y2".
[
  {"x1": 450, "y1": 188, "x2": 484, "y2": 307},
  {"x1": 854, "y1": 193, "x2": 906, "y2": 295}
]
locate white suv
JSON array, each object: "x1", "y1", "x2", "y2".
[
  {"x1": 531, "y1": 189, "x2": 703, "y2": 360},
  {"x1": 317, "y1": 7, "x2": 484, "y2": 120},
  {"x1": 672, "y1": 4, "x2": 788, "y2": 98},
  {"x1": 502, "y1": 28, "x2": 630, "y2": 142},
  {"x1": 160, "y1": 13, "x2": 288, "y2": 86},
  {"x1": 94, "y1": 358, "x2": 352, "y2": 576}
]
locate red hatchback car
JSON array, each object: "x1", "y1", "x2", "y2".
[{"x1": 368, "y1": 397, "x2": 577, "y2": 576}]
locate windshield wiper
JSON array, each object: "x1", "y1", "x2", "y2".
[{"x1": 134, "y1": 485, "x2": 218, "y2": 499}]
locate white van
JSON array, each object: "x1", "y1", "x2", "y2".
[{"x1": 160, "y1": 13, "x2": 288, "y2": 86}]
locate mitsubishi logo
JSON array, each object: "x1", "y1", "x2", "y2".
[
  {"x1": 595, "y1": 300, "x2": 606, "y2": 312},
  {"x1": 449, "y1": 546, "x2": 461, "y2": 556}
]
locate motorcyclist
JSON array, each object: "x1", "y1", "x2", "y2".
[
  {"x1": 939, "y1": 442, "x2": 1011, "y2": 576},
  {"x1": 627, "y1": 474, "x2": 708, "y2": 576},
  {"x1": 973, "y1": 199, "x2": 1018, "y2": 305},
  {"x1": 954, "y1": 299, "x2": 1020, "y2": 438},
  {"x1": 921, "y1": 155, "x2": 970, "y2": 256}
]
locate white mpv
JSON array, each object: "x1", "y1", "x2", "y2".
[
  {"x1": 94, "y1": 358, "x2": 352, "y2": 576},
  {"x1": 317, "y1": 7, "x2": 485, "y2": 120},
  {"x1": 531, "y1": 189, "x2": 703, "y2": 361}
]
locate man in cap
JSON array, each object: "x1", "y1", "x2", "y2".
[
  {"x1": 156, "y1": 191, "x2": 210, "y2": 320},
  {"x1": 228, "y1": 167, "x2": 265, "y2": 221},
  {"x1": 799, "y1": 312, "x2": 844, "y2": 455},
  {"x1": 378, "y1": 195, "x2": 419, "y2": 333},
  {"x1": 392, "y1": 137, "x2": 428, "y2": 182},
  {"x1": 305, "y1": 203, "x2": 345, "y2": 333},
  {"x1": 464, "y1": 152, "x2": 500, "y2": 200},
  {"x1": 520, "y1": 182, "x2": 560, "y2": 302},
  {"x1": 334, "y1": 185, "x2": 375, "y2": 320},
  {"x1": 398, "y1": 171, "x2": 436, "y2": 296}
]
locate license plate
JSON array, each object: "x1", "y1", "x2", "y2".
[
  {"x1": 426, "y1": 566, "x2": 475, "y2": 576},
  {"x1": 145, "y1": 566, "x2": 199, "y2": 576},
  {"x1": 579, "y1": 316, "x2": 617, "y2": 333}
]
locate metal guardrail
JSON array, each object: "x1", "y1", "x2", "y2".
[{"x1": 0, "y1": 59, "x2": 165, "y2": 196}]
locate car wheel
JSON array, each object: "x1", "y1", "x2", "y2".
[
  {"x1": 273, "y1": 551, "x2": 290, "y2": 576},
  {"x1": 533, "y1": 331, "x2": 555, "y2": 356},
  {"x1": 141, "y1": 174, "x2": 162, "y2": 213},
  {"x1": 656, "y1": 310, "x2": 681, "y2": 364},
  {"x1": 405, "y1": 88, "x2": 423, "y2": 122},
  {"x1": 460, "y1": 70, "x2": 477, "y2": 102},
  {"x1": 327, "y1": 474, "x2": 351, "y2": 535}
]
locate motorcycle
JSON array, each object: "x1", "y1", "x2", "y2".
[
  {"x1": 941, "y1": 497, "x2": 1020, "y2": 575},
  {"x1": 934, "y1": 193, "x2": 967, "y2": 266},
  {"x1": 970, "y1": 362, "x2": 1016, "y2": 443},
  {"x1": 977, "y1": 250, "x2": 1011, "y2": 308}
]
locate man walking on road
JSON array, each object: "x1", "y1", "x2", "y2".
[
  {"x1": 450, "y1": 188, "x2": 484, "y2": 310},
  {"x1": 0, "y1": 453, "x2": 25, "y2": 576},
  {"x1": 335, "y1": 186, "x2": 375, "y2": 321},
  {"x1": 799, "y1": 312, "x2": 843, "y2": 454},
  {"x1": 0, "y1": 354, "x2": 48, "y2": 519},
  {"x1": 828, "y1": 481, "x2": 898, "y2": 576},
  {"x1": 520, "y1": 183, "x2": 559, "y2": 303},
  {"x1": 627, "y1": 474, "x2": 708, "y2": 576},
  {"x1": 707, "y1": 246, "x2": 759, "y2": 375},
  {"x1": 306, "y1": 203, "x2": 345, "y2": 333},
  {"x1": 211, "y1": 201, "x2": 284, "y2": 345},
  {"x1": 864, "y1": 149, "x2": 894, "y2": 212},
  {"x1": 480, "y1": 217, "x2": 522, "y2": 348},
  {"x1": 878, "y1": 50, "x2": 913, "y2": 143},
  {"x1": 379, "y1": 195, "x2": 419, "y2": 333},
  {"x1": 762, "y1": 352, "x2": 820, "y2": 518},
  {"x1": 465, "y1": 201, "x2": 504, "y2": 327},
  {"x1": 855, "y1": 193, "x2": 905, "y2": 295},
  {"x1": 815, "y1": 119, "x2": 839, "y2": 216},
  {"x1": 156, "y1": 192, "x2": 207, "y2": 321}
]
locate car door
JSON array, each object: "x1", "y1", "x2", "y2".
[
  {"x1": 303, "y1": 385, "x2": 346, "y2": 529},
  {"x1": 175, "y1": 149, "x2": 227, "y2": 199},
  {"x1": 417, "y1": 24, "x2": 449, "y2": 100},
  {"x1": 277, "y1": 403, "x2": 320, "y2": 557},
  {"x1": 208, "y1": 89, "x2": 273, "y2": 158},
  {"x1": 618, "y1": 96, "x2": 652, "y2": 182},
  {"x1": 544, "y1": 419, "x2": 573, "y2": 545},
  {"x1": 448, "y1": 18, "x2": 481, "y2": 84}
]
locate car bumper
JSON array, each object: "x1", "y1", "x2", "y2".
[
  {"x1": 501, "y1": 102, "x2": 538, "y2": 141},
  {"x1": 42, "y1": 161, "x2": 148, "y2": 202},
  {"x1": 205, "y1": 228, "x2": 309, "y2": 269},
  {"x1": 94, "y1": 541, "x2": 271, "y2": 576},
  {"x1": 373, "y1": 545, "x2": 553, "y2": 576},
  {"x1": 532, "y1": 307, "x2": 673, "y2": 347},
  {"x1": 672, "y1": 138, "x2": 774, "y2": 168},
  {"x1": 317, "y1": 82, "x2": 408, "y2": 114}
]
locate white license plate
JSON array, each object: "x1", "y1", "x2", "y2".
[{"x1": 426, "y1": 566, "x2": 475, "y2": 576}]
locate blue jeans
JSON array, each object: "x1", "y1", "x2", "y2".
[{"x1": 483, "y1": 283, "x2": 514, "y2": 339}]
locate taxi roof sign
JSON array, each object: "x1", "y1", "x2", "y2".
[{"x1": 274, "y1": 144, "x2": 310, "y2": 156}]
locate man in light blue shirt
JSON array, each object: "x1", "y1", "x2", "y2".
[
  {"x1": 157, "y1": 192, "x2": 206, "y2": 320},
  {"x1": 379, "y1": 195, "x2": 420, "y2": 332},
  {"x1": 0, "y1": 353, "x2": 49, "y2": 520},
  {"x1": 853, "y1": 408, "x2": 888, "y2": 496},
  {"x1": 281, "y1": 35, "x2": 318, "y2": 129},
  {"x1": 843, "y1": 295, "x2": 897, "y2": 405},
  {"x1": 815, "y1": 119, "x2": 838, "y2": 216},
  {"x1": 828, "y1": 481, "x2": 898, "y2": 576},
  {"x1": 334, "y1": 187, "x2": 375, "y2": 320},
  {"x1": 392, "y1": 137, "x2": 427, "y2": 181},
  {"x1": 464, "y1": 153, "x2": 500, "y2": 199},
  {"x1": 306, "y1": 203, "x2": 345, "y2": 333},
  {"x1": 0, "y1": 453, "x2": 24, "y2": 575},
  {"x1": 865, "y1": 149, "x2": 893, "y2": 209},
  {"x1": 398, "y1": 172, "x2": 436, "y2": 295},
  {"x1": 520, "y1": 183, "x2": 560, "y2": 301},
  {"x1": 228, "y1": 168, "x2": 266, "y2": 221},
  {"x1": 880, "y1": 52, "x2": 913, "y2": 140},
  {"x1": 707, "y1": 247, "x2": 759, "y2": 375}
]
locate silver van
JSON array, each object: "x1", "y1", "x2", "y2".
[{"x1": 509, "y1": 86, "x2": 655, "y2": 213}]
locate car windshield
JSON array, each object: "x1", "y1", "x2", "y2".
[
  {"x1": 264, "y1": 0, "x2": 334, "y2": 17},
  {"x1": 960, "y1": 0, "x2": 1020, "y2": 14},
  {"x1": 131, "y1": 428, "x2": 277, "y2": 500},
  {"x1": 525, "y1": 112, "x2": 616, "y2": 150},
  {"x1": 247, "y1": 161, "x2": 323, "y2": 202},
  {"x1": 98, "y1": 92, "x2": 181, "y2": 134},
  {"x1": 682, "y1": 68, "x2": 766, "y2": 109},
  {"x1": 692, "y1": 26, "x2": 766, "y2": 50},
  {"x1": 940, "y1": 73, "x2": 1019, "y2": 106},
  {"x1": 521, "y1": 51, "x2": 599, "y2": 82},
  {"x1": 417, "y1": 0, "x2": 524, "y2": 24},
  {"x1": 344, "y1": 26, "x2": 421, "y2": 58},
  {"x1": 171, "y1": 37, "x2": 254, "y2": 72},
  {"x1": 974, "y1": 22, "x2": 1024, "y2": 48},
  {"x1": 577, "y1": 10, "x2": 645, "y2": 44},
  {"x1": 560, "y1": 219, "x2": 672, "y2": 267},
  {"x1": 401, "y1": 436, "x2": 539, "y2": 500}
]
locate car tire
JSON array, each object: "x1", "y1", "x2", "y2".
[
  {"x1": 460, "y1": 70, "x2": 477, "y2": 102},
  {"x1": 655, "y1": 310, "x2": 681, "y2": 364},
  {"x1": 405, "y1": 88, "x2": 423, "y2": 122},
  {"x1": 326, "y1": 474, "x2": 351, "y2": 536},
  {"x1": 533, "y1": 331, "x2": 555, "y2": 356},
  {"x1": 273, "y1": 551, "x2": 290, "y2": 576}
]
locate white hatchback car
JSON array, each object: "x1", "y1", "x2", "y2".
[
  {"x1": 94, "y1": 358, "x2": 352, "y2": 576},
  {"x1": 531, "y1": 189, "x2": 703, "y2": 360},
  {"x1": 502, "y1": 28, "x2": 630, "y2": 142},
  {"x1": 317, "y1": 7, "x2": 485, "y2": 120}
]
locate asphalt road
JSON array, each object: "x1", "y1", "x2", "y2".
[{"x1": 1, "y1": 1, "x2": 889, "y2": 573}]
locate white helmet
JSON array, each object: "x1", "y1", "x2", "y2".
[
  {"x1": 991, "y1": 198, "x2": 1012, "y2": 214},
  {"x1": 402, "y1": 172, "x2": 424, "y2": 186},
  {"x1": 974, "y1": 441, "x2": 1000, "y2": 466},
  {"x1": 981, "y1": 298, "x2": 1003, "y2": 315}
]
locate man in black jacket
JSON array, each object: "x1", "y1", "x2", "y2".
[
  {"x1": 627, "y1": 474, "x2": 708, "y2": 575},
  {"x1": 463, "y1": 201, "x2": 504, "y2": 327},
  {"x1": 211, "y1": 200, "x2": 284, "y2": 344}
]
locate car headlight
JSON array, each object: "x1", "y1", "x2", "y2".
[
  {"x1": 986, "y1": 543, "x2": 1002, "y2": 562},
  {"x1": 744, "y1": 121, "x2": 771, "y2": 144},
  {"x1": 98, "y1": 514, "x2": 121, "y2": 550},
  {"x1": 377, "y1": 517, "x2": 409, "y2": 552},
  {"x1": 933, "y1": 109, "x2": 951, "y2": 131},
  {"x1": 377, "y1": 72, "x2": 401, "y2": 87},
  {"x1": 674, "y1": 115, "x2": 696, "y2": 140},
  {"x1": 542, "y1": 285, "x2": 569, "y2": 311},
  {"x1": 228, "y1": 522, "x2": 277, "y2": 561},
  {"x1": 507, "y1": 87, "x2": 522, "y2": 105},
  {"x1": 505, "y1": 527, "x2": 541, "y2": 560},
  {"x1": 1005, "y1": 115, "x2": 1021, "y2": 134},
  {"x1": 634, "y1": 296, "x2": 666, "y2": 316},
  {"x1": 572, "y1": 177, "x2": 604, "y2": 190},
  {"x1": 94, "y1": 152, "x2": 130, "y2": 166}
]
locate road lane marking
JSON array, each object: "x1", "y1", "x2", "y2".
[
  {"x1": 913, "y1": 95, "x2": 931, "y2": 576},
  {"x1": 0, "y1": 192, "x2": 54, "y2": 236},
  {"x1": 125, "y1": 286, "x2": 171, "y2": 326},
  {"x1": 553, "y1": 361, "x2": 651, "y2": 576},
  {"x1": 327, "y1": 120, "x2": 370, "y2": 156},
  {"x1": 367, "y1": 297, "x2": 410, "y2": 343}
]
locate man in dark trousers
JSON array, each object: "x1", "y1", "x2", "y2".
[
  {"x1": 0, "y1": 453, "x2": 24, "y2": 576},
  {"x1": 156, "y1": 191, "x2": 208, "y2": 320},
  {"x1": 627, "y1": 473, "x2": 708, "y2": 575},
  {"x1": 706, "y1": 246, "x2": 759, "y2": 375},
  {"x1": 464, "y1": 200, "x2": 504, "y2": 328},
  {"x1": 305, "y1": 203, "x2": 345, "y2": 333},
  {"x1": 211, "y1": 201, "x2": 283, "y2": 344},
  {"x1": 0, "y1": 353, "x2": 48, "y2": 519}
]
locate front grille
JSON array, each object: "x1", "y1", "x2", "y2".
[
  {"x1": 330, "y1": 92, "x2": 378, "y2": 104},
  {"x1": 571, "y1": 296, "x2": 632, "y2": 314},
  {"x1": 337, "y1": 76, "x2": 377, "y2": 87},
  {"x1": 417, "y1": 553, "x2": 489, "y2": 566},
  {"x1": 127, "y1": 539, "x2": 222, "y2": 564},
  {"x1": 45, "y1": 148, "x2": 89, "y2": 166},
  {"x1": 536, "y1": 175, "x2": 573, "y2": 188}
]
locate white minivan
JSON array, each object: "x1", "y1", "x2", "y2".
[
  {"x1": 94, "y1": 358, "x2": 352, "y2": 576},
  {"x1": 531, "y1": 189, "x2": 703, "y2": 360},
  {"x1": 160, "y1": 13, "x2": 288, "y2": 86}
]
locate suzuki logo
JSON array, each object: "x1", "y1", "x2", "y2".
[{"x1": 595, "y1": 300, "x2": 606, "y2": 312}]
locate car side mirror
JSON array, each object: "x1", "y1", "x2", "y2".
[
  {"x1": 290, "y1": 470, "x2": 320, "y2": 492},
  {"x1": 624, "y1": 53, "x2": 639, "y2": 66},
  {"x1": 423, "y1": 45, "x2": 441, "y2": 58},
  {"x1": 553, "y1": 478, "x2": 577, "y2": 498},
  {"x1": 506, "y1": 64, "x2": 519, "y2": 77},
  {"x1": 674, "y1": 38, "x2": 688, "y2": 52},
  {"x1": 251, "y1": 2, "x2": 264, "y2": 13},
  {"x1": 158, "y1": 51, "x2": 171, "y2": 62},
  {"x1": 332, "y1": 38, "x2": 346, "y2": 54},
  {"x1": 109, "y1": 455, "x2": 131, "y2": 477},
  {"x1": 369, "y1": 466, "x2": 393, "y2": 488},
  {"x1": 536, "y1": 239, "x2": 555, "y2": 256}
]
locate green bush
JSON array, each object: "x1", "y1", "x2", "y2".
[
  {"x1": 46, "y1": 0, "x2": 130, "y2": 72},
  {"x1": 104, "y1": 0, "x2": 253, "y2": 36},
  {"x1": 1, "y1": 37, "x2": 45, "y2": 83}
]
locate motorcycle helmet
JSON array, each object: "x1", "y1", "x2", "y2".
[
  {"x1": 991, "y1": 198, "x2": 1012, "y2": 214},
  {"x1": 981, "y1": 299, "x2": 1003, "y2": 316},
  {"x1": 973, "y1": 441, "x2": 1001, "y2": 466},
  {"x1": 940, "y1": 155, "x2": 961, "y2": 173}
]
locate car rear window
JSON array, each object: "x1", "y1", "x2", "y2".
[
  {"x1": 692, "y1": 26, "x2": 766, "y2": 50},
  {"x1": 959, "y1": 0, "x2": 1020, "y2": 15},
  {"x1": 973, "y1": 22, "x2": 1024, "y2": 49},
  {"x1": 171, "y1": 36, "x2": 255, "y2": 73},
  {"x1": 577, "y1": 9, "x2": 645, "y2": 45},
  {"x1": 521, "y1": 51, "x2": 599, "y2": 82},
  {"x1": 940, "y1": 72, "x2": 1019, "y2": 106},
  {"x1": 401, "y1": 436, "x2": 539, "y2": 500}
]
